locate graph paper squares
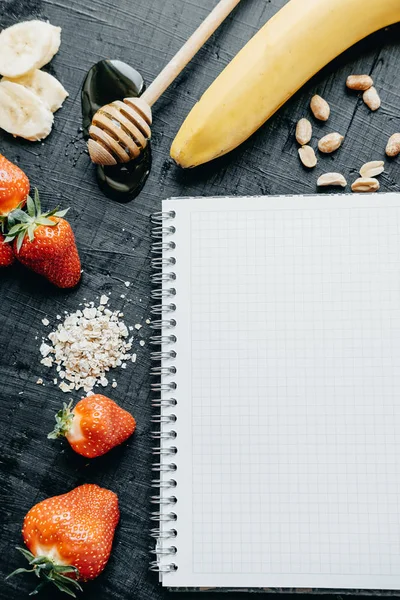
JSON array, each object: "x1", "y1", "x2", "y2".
[{"x1": 190, "y1": 206, "x2": 400, "y2": 577}]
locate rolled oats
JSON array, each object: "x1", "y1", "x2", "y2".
[{"x1": 39, "y1": 300, "x2": 134, "y2": 393}]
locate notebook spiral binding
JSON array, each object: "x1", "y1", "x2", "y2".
[{"x1": 149, "y1": 210, "x2": 178, "y2": 575}]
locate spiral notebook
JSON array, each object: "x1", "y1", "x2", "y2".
[{"x1": 150, "y1": 194, "x2": 400, "y2": 591}]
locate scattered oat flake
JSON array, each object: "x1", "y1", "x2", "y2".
[
  {"x1": 83, "y1": 307, "x2": 97, "y2": 319},
  {"x1": 41, "y1": 357, "x2": 53, "y2": 368},
  {"x1": 124, "y1": 281, "x2": 131, "y2": 287},
  {"x1": 19, "y1": 391, "x2": 23, "y2": 395},
  {"x1": 112, "y1": 381, "x2": 117, "y2": 388},
  {"x1": 132, "y1": 353, "x2": 137, "y2": 363},
  {"x1": 41, "y1": 318, "x2": 49, "y2": 326},
  {"x1": 140, "y1": 340, "x2": 145, "y2": 346},
  {"x1": 40, "y1": 343, "x2": 53, "y2": 357},
  {"x1": 59, "y1": 381, "x2": 71, "y2": 393},
  {"x1": 100, "y1": 294, "x2": 109, "y2": 305},
  {"x1": 36, "y1": 378, "x2": 43, "y2": 385},
  {"x1": 135, "y1": 324, "x2": 142, "y2": 330},
  {"x1": 146, "y1": 319, "x2": 150, "y2": 325}
]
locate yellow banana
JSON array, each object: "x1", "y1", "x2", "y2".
[{"x1": 171, "y1": 0, "x2": 400, "y2": 168}]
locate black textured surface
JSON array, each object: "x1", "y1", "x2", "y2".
[{"x1": 1, "y1": 1, "x2": 400, "y2": 599}]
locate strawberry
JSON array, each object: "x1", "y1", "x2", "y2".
[
  {"x1": 7, "y1": 484, "x2": 119, "y2": 596},
  {"x1": 0, "y1": 153, "x2": 29, "y2": 217},
  {"x1": 0, "y1": 232, "x2": 14, "y2": 266},
  {"x1": 5, "y1": 188, "x2": 81, "y2": 288},
  {"x1": 48, "y1": 395, "x2": 136, "y2": 458}
]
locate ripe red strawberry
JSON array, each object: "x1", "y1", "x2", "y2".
[
  {"x1": 48, "y1": 395, "x2": 136, "y2": 458},
  {"x1": 0, "y1": 153, "x2": 29, "y2": 216},
  {"x1": 0, "y1": 232, "x2": 14, "y2": 266},
  {"x1": 5, "y1": 189, "x2": 81, "y2": 288},
  {"x1": 7, "y1": 484, "x2": 119, "y2": 595}
]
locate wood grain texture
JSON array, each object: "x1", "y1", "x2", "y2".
[{"x1": 0, "y1": 0, "x2": 399, "y2": 599}]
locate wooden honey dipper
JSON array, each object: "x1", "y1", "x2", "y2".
[{"x1": 88, "y1": 0, "x2": 242, "y2": 166}]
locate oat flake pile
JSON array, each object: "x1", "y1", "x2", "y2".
[{"x1": 39, "y1": 296, "x2": 135, "y2": 393}]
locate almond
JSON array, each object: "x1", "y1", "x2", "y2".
[
  {"x1": 351, "y1": 178, "x2": 380, "y2": 193},
  {"x1": 298, "y1": 145, "x2": 317, "y2": 168},
  {"x1": 295, "y1": 118, "x2": 312, "y2": 145},
  {"x1": 386, "y1": 133, "x2": 400, "y2": 157},
  {"x1": 363, "y1": 86, "x2": 381, "y2": 111},
  {"x1": 346, "y1": 74, "x2": 373, "y2": 91},
  {"x1": 310, "y1": 95, "x2": 330, "y2": 121},
  {"x1": 318, "y1": 132, "x2": 344, "y2": 154},
  {"x1": 317, "y1": 173, "x2": 347, "y2": 188},
  {"x1": 359, "y1": 161, "x2": 384, "y2": 178}
]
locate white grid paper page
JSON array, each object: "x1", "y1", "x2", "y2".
[{"x1": 160, "y1": 195, "x2": 400, "y2": 589}]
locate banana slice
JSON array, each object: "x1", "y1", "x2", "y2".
[
  {"x1": 0, "y1": 21, "x2": 61, "y2": 78},
  {"x1": 42, "y1": 26, "x2": 61, "y2": 66},
  {"x1": 0, "y1": 80, "x2": 53, "y2": 141},
  {"x1": 3, "y1": 70, "x2": 68, "y2": 112}
]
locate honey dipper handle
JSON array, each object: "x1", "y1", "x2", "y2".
[{"x1": 141, "y1": 0, "x2": 242, "y2": 107}]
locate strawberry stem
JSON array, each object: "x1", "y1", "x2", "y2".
[
  {"x1": 7, "y1": 547, "x2": 82, "y2": 597},
  {"x1": 4, "y1": 188, "x2": 70, "y2": 252},
  {"x1": 48, "y1": 401, "x2": 75, "y2": 439}
]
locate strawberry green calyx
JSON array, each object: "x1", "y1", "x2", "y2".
[
  {"x1": 6, "y1": 546, "x2": 82, "y2": 597},
  {"x1": 4, "y1": 188, "x2": 69, "y2": 252},
  {"x1": 0, "y1": 214, "x2": 7, "y2": 233},
  {"x1": 1, "y1": 200, "x2": 27, "y2": 232},
  {"x1": 48, "y1": 401, "x2": 75, "y2": 440}
]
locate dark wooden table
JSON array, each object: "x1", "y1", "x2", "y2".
[{"x1": 1, "y1": 1, "x2": 399, "y2": 599}]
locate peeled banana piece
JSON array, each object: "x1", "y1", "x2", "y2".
[
  {"x1": 3, "y1": 70, "x2": 68, "y2": 112},
  {"x1": 0, "y1": 20, "x2": 61, "y2": 78},
  {"x1": 171, "y1": 0, "x2": 400, "y2": 168},
  {"x1": 0, "y1": 20, "x2": 65, "y2": 141},
  {"x1": 0, "y1": 80, "x2": 54, "y2": 141},
  {"x1": 41, "y1": 26, "x2": 62, "y2": 67}
]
